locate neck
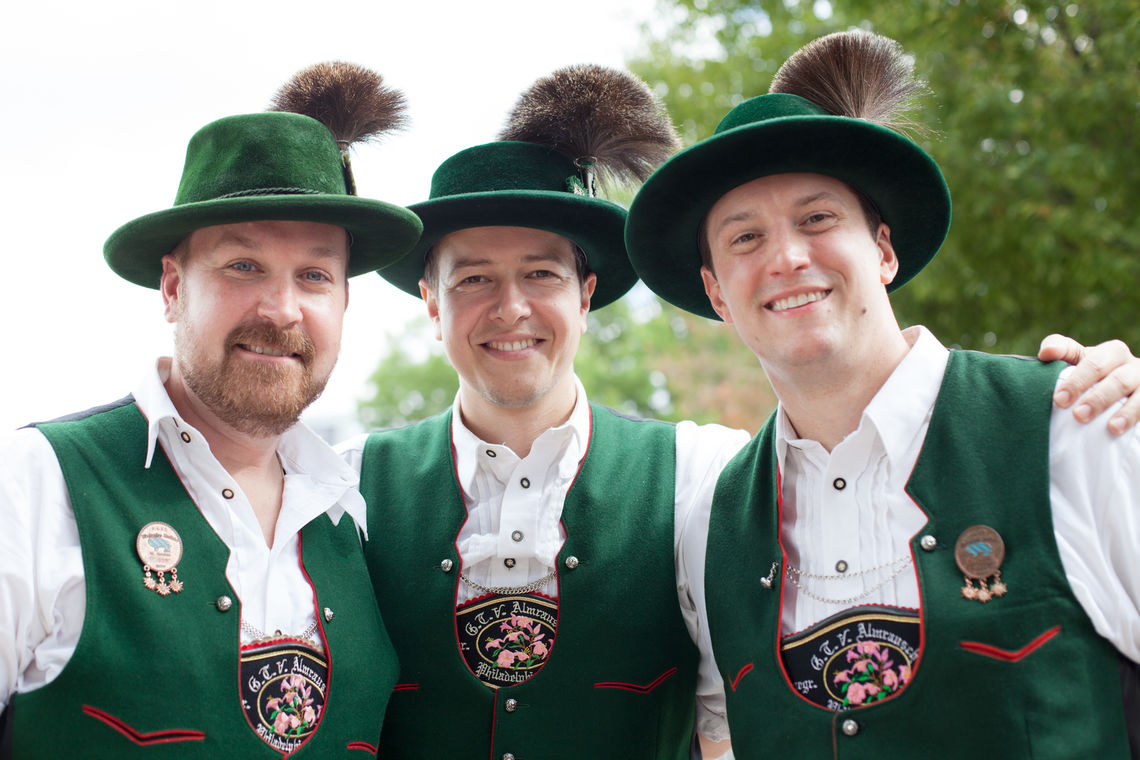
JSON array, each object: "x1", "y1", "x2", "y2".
[
  {"x1": 766, "y1": 328, "x2": 913, "y2": 452},
  {"x1": 164, "y1": 364, "x2": 286, "y2": 546},
  {"x1": 457, "y1": 380, "x2": 578, "y2": 459}
]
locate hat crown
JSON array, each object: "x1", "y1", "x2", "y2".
[
  {"x1": 174, "y1": 112, "x2": 347, "y2": 205},
  {"x1": 715, "y1": 93, "x2": 830, "y2": 135},
  {"x1": 429, "y1": 141, "x2": 580, "y2": 199}
]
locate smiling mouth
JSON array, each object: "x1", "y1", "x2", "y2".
[
  {"x1": 485, "y1": 338, "x2": 539, "y2": 352},
  {"x1": 238, "y1": 343, "x2": 298, "y2": 358},
  {"x1": 767, "y1": 290, "x2": 832, "y2": 312}
]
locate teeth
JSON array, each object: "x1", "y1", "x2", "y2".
[
  {"x1": 244, "y1": 344, "x2": 291, "y2": 357},
  {"x1": 488, "y1": 339, "x2": 537, "y2": 352},
  {"x1": 770, "y1": 291, "x2": 828, "y2": 313}
]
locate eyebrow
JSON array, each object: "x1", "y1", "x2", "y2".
[
  {"x1": 445, "y1": 250, "x2": 570, "y2": 274},
  {"x1": 711, "y1": 191, "x2": 847, "y2": 234}
]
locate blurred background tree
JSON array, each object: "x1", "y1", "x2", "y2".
[{"x1": 359, "y1": 0, "x2": 1138, "y2": 433}]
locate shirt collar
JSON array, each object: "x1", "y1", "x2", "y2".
[
  {"x1": 132, "y1": 357, "x2": 368, "y2": 537},
  {"x1": 451, "y1": 375, "x2": 590, "y2": 497},
  {"x1": 775, "y1": 326, "x2": 949, "y2": 471}
]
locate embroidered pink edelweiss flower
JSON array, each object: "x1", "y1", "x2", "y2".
[
  {"x1": 833, "y1": 671, "x2": 851, "y2": 685},
  {"x1": 857, "y1": 641, "x2": 879, "y2": 656},
  {"x1": 282, "y1": 689, "x2": 298, "y2": 705},
  {"x1": 506, "y1": 629, "x2": 524, "y2": 643},
  {"x1": 274, "y1": 710, "x2": 293, "y2": 735},
  {"x1": 882, "y1": 668, "x2": 899, "y2": 688},
  {"x1": 532, "y1": 641, "x2": 548, "y2": 658},
  {"x1": 864, "y1": 684, "x2": 880, "y2": 699},
  {"x1": 852, "y1": 659, "x2": 872, "y2": 674},
  {"x1": 266, "y1": 697, "x2": 281, "y2": 712},
  {"x1": 497, "y1": 649, "x2": 518, "y2": 668},
  {"x1": 302, "y1": 705, "x2": 317, "y2": 724},
  {"x1": 845, "y1": 682, "x2": 867, "y2": 705},
  {"x1": 846, "y1": 648, "x2": 859, "y2": 663},
  {"x1": 900, "y1": 664, "x2": 912, "y2": 685},
  {"x1": 485, "y1": 637, "x2": 504, "y2": 651}
]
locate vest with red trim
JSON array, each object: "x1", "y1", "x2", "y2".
[
  {"x1": 706, "y1": 352, "x2": 1132, "y2": 758},
  {"x1": 359, "y1": 404, "x2": 699, "y2": 760},
  {"x1": 2, "y1": 399, "x2": 398, "y2": 759}
]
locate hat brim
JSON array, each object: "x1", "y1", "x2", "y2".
[
  {"x1": 380, "y1": 191, "x2": 634, "y2": 309},
  {"x1": 104, "y1": 194, "x2": 423, "y2": 288},
  {"x1": 626, "y1": 115, "x2": 951, "y2": 320}
]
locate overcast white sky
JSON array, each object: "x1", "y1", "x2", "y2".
[{"x1": 0, "y1": 0, "x2": 663, "y2": 432}]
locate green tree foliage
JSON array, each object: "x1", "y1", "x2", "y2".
[
  {"x1": 629, "y1": 0, "x2": 1140, "y2": 354},
  {"x1": 357, "y1": 316, "x2": 457, "y2": 430}
]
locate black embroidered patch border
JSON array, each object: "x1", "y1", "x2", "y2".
[
  {"x1": 239, "y1": 640, "x2": 328, "y2": 752},
  {"x1": 457, "y1": 593, "x2": 557, "y2": 688}
]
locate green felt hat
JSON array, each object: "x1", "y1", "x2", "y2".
[
  {"x1": 625, "y1": 92, "x2": 951, "y2": 320},
  {"x1": 105, "y1": 111, "x2": 423, "y2": 288},
  {"x1": 379, "y1": 140, "x2": 633, "y2": 309}
]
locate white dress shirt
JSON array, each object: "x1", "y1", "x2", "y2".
[
  {"x1": 0, "y1": 358, "x2": 368, "y2": 711},
  {"x1": 338, "y1": 375, "x2": 750, "y2": 742},
  {"x1": 679, "y1": 326, "x2": 1140, "y2": 741}
]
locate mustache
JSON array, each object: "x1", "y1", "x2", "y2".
[{"x1": 225, "y1": 323, "x2": 316, "y2": 365}]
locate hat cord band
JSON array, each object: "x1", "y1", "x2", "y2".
[{"x1": 213, "y1": 187, "x2": 323, "y2": 200}]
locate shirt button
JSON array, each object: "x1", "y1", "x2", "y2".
[
  {"x1": 486, "y1": 449, "x2": 497, "y2": 458},
  {"x1": 835, "y1": 560, "x2": 848, "y2": 573},
  {"x1": 222, "y1": 488, "x2": 235, "y2": 500},
  {"x1": 504, "y1": 558, "x2": 516, "y2": 569},
  {"x1": 180, "y1": 431, "x2": 192, "y2": 443},
  {"x1": 842, "y1": 718, "x2": 860, "y2": 736},
  {"x1": 920, "y1": 534, "x2": 938, "y2": 551},
  {"x1": 564, "y1": 556, "x2": 579, "y2": 570},
  {"x1": 520, "y1": 477, "x2": 531, "y2": 489},
  {"x1": 216, "y1": 595, "x2": 233, "y2": 612},
  {"x1": 511, "y1": 530, "x2": 524, "y2": 542},
  {"x1": 833, "y1": 477, "x2": 846, "y2": 490},
  {"x1": 505, "y1": 698, "x2": 518, "y2": 712}
]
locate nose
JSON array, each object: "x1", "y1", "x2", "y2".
[
  {"x1": 491, "y1": 279, "x2": 531, "y2": 324},
  {"x1": 768, "y1": 225, "x2": 812, "y2": 277},
  {"x1": 256, "y1": 276, "x2": 303, "y2": 328}
]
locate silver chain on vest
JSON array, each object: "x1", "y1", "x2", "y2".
[
  {"x1": 784, "y1": 554, "x2": 913, "y2": 606},
  {"x1": 459, "y1": 569, "x2": 558, "y2": 596}
]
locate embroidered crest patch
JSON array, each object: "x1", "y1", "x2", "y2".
[
  {"x1": 780, "y1": 606, "x2": 920, "y2": 711},
  {"x1": 240, "y1": 640, "x2": 328, "y2": 752},
  {"x1": 456, "y1": 593, "x2": 557, "y2": 688}
]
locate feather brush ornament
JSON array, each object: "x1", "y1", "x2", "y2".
[
  {"x1": 499, "y1": 64, "x2": 680, "y2": 197},
  {"x1": 270, "y1": 61, "x2": 407, "y2": 194},
  {"x1": 769, "y1": 30, "x2": 933, "y2": 141}
]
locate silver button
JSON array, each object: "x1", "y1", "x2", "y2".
[
  {"x1": 505, "y1": 698, "x2": 518, "y2": 712},
  {"x1": 324, "y1": 607, "x2": 335, "y2": 622},
  {"x1": 842, "y1": 718, "x2": 859, "y2": 736},
  {"x1": 835, "y1": 560, "x2": 848, "y2": 573},
  {"x1": 216, "y1": 595, "x2": 233, "y2": 612},
  {"x1": 520, "y1": 477, "x2": 530, "y2": 489},
  {"x1": 222, "y1": 488, "x2": 234, "y2": 500},
  {"x1": 440, "y1": 559, "x2": 454, "y2": 572},
  {"x1": 833, "y1": 477, "x2": 846, "y2": 490},
  {"x1": 564, "y1": 555, "x2": 579, "y2": 570},
  {"x1": 180, "y1": 431, "x2": 192, "y2": 443},
  {"x1": 511, "y1": 530, "x2": 524, "y2": 542},
  {"x1": 920, "y1": 534, "x2": 937, "y2": 551},
  {"x1": 502, "y1": 755, "x2": 516, "y2": 760}
]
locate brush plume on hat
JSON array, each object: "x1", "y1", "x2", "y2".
[
  {"x1": 769, "y1": 30, "x2": 933, "y2": 141},
  {"x1": 499, "y1": 64, "x2": 681, "y2": 197},
  {"x1": 270, "y1": 61, "x2": 408, "y2": 193}
]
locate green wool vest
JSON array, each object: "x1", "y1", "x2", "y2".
[
  {"x1": 706, "y1": 352, "x2": 1131, "y2": 758},
  {"x1": 4, "y1": 399, "x2": 398, "y2": 759},
  {"x1": 360, "y1": 404, "x2": 699, "y2": 760}
]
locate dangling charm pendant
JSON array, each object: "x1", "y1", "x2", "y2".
[
  {"x1": 954, "y1": 526, "x2": 1007, "y2": 605},
  {"x1": 136, "y1": 522, "x2": 185, "y2": 597}
]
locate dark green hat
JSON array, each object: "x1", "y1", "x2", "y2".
[
  {"x1": 626, "y1": 92, "x2": 951, "y2": 321},
  {"x1": 378, "y1": 64, "x2": 681, "y2": 310},
  {"x1": 380, "y1": 140, "x2": 632, "y2": 308},
  {"x1": 105, "y1": 61, "x2": 424, "y2": 289}
]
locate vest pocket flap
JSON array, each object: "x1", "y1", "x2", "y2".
[
  {"x1": 594, "y1": 666, "x2": 679, "y2": 693},
  {"x1": 83, "y1": 705, "x2": 206, "y2": 745},
  {"x1": 959, "y1": 625, "x2": 1062, "y2": 662}
]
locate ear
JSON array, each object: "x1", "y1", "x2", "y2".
[
  {"x1": 875, "y1": 223, "x2": 900, "y2": 285},
  {"x1": 420, "y1": 279, "x2": 443, "y2": 341},
  {"x1": 579, "y1": 272, "x2": 597, "y2": 333},
  {"x1": 700, "y1": 266, "x2": 734, "y2": 324},
  {"x1": 160, "y1": 255, "x2": 183, "y2": 324}
]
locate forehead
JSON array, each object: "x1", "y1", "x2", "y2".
[
  {"x1": 434, "y1": 226, "x2": 577, "y2": 271},
  {"x1": 184, "y1": 220, "x2": 350, "y2": 264},
  {"x1": 709, "y1": 173, "x2": 859, "y2": 220}
]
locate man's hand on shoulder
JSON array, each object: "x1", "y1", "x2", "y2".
[{"x1": 1039, "y1": 335, "x2": 1140, "y2": 435}]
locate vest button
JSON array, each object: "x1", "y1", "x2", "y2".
[
  {"x1": 841, "y1": 718, "x2": 860, "y2": 736},
  {"x1": 216, "y1": 595, "x2": 233, "y2": 612},
  {"x1": 505, "y1": 698, "x2": 518, "y2": 712},
  {"x1": 324, "y1": 607, "x2": 335, "y2": 622},
  {"x1": 920, "y1": 534, "x2": 937, "y2": 551},
  {"x1": 440, "y1": 559, "x2": 454, "y2": 573},
  {"x1": 503, "y1": 754, "x2": 516, "y2": 760},
  {"x1": 564, "y1": 555, "x2": 579, "y2": 570}
]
